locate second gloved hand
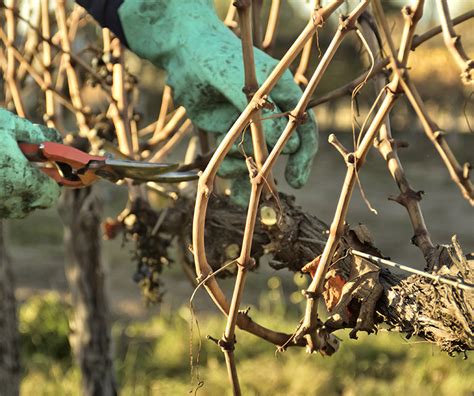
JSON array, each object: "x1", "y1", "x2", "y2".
[
  {"x1": 0, "y1": 109, "x2": 62, "y2": 218},
  {"x1": 118, "y1": 0, "x2": 318, "y2": 197}
]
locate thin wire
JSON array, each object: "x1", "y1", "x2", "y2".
[{"x1": 350, "y1": 249, "x2": 474, "y2": 292}]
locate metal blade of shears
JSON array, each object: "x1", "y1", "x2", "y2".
[
  {"x1": 142, "y1": 170, "x2": 199, "y2": 183},
  {"x1": 86, "y1": 158, "x2": 198, "y2": 183}
]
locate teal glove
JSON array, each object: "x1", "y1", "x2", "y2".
[
  {"x1": 0, "y1": 109, "x2": 62, "y2": 218},
  {"x1": 118, "y1": 0, "x2": 318, "y2": 203}
]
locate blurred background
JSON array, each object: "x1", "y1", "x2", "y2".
[{"x1": 3, "y1": 0, "x2": 473, "y2": 394}]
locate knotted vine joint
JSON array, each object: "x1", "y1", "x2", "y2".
[
  {"x1": 218, "y1": 336, "x2": 236, "y2": 352},
  {"x1": 288, "y1": 111, "x2": 308, "y2": 126},
  {"x1": 302, "y1": 289, "x2": 319, "y2": 300}
]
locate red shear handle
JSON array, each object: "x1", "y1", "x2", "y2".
[
  {"x1": 40, "y1": 142, "x2": 105, "y2": 167},
  {"x1": 18, "y1": 142, "x2": 47, "y2": 162},
  {"x1": 19, "y1": 142, "x2": 105, "y2": 188},
  {"x1": 39, "y1": 167, "x2": 85, "y2": 187},
  {"x1": 19, "y1": 142, "x2": 105, "y2": 165}
]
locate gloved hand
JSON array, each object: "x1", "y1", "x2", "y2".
[
  {"x1": 0, "y1": 109, "x2": 62, "y2": 218},
  {"x1": 118, "y1": 0, "x2": 318, "y2": 205}
]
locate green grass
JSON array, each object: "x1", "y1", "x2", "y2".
[{"x1": 18, "y1": 292, "x2": 474, "y2": 396}]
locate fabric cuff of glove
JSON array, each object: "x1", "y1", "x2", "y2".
[{"x1": 76, "y1": 0, "x2": 129, "y2": 46}]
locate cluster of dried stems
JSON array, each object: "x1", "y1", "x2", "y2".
[{"x1": 1, "y1": 0, "x2": 473, "y2": 395}]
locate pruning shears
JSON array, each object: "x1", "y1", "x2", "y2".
[{"x1": 19, "y1": 142, "x2": 198, "y2": 188}]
